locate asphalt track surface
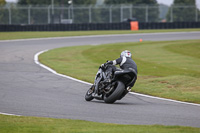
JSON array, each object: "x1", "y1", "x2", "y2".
[{"x1": 0, "y1": 32, "x2": 200, "y2": 127}]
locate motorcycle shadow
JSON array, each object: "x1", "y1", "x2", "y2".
[{"x1": 87, "y1": 100, "x2": 137, "y2": 105}]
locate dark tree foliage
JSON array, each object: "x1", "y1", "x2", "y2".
[
  {"x1": 13, "y1": 0, "x2": 162, "y2": 24},
  {"x1": 18, "y1": 0, "x2": 96, "y2": 6},
  {"x1": 0, "y1": 0, "x2": 6, "y2": 24},
  {"x1": 0, "y1": 0, "x2": 6, "y2": 5},
  {"x1": 105, "y1": 0, "x2": 159, "y2": 22},
  {"x1": 166, "y1": 0, "x2": 198, "y2": 22},
  {"x1": 105, "y1": 0, "x2": 157, "y2": 5}
]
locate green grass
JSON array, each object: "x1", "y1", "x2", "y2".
[
  {"x1": 0, "y1": 28, "x2": 200, "y2": 40},
  {"x1": 1, "y1": 114, "x2": 199, "y2": 133},
  {"x1": 39, "y1": 40, "x2": 200, "y2": 104}
]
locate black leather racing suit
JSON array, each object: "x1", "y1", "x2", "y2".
[{"x1": 106, "y1": 56, "x2": 137, "y2": 87}]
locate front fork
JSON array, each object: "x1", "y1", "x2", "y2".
[{"x1": 94, "y1": 71, "x2": 107, "y2": 94}]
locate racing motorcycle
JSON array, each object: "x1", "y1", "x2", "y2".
[{"x1": 85, "y1": 63, "x2": 137, "y2": 104}]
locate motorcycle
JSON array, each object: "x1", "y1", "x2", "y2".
[{"x1": 85, "y1": 63, "x2": 137, "y2": 104}]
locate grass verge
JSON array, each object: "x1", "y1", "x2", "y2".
[
  {"x1": 1, "y1": 114, "x2": 199, "y2": 133},
  {"x1": 0, "y1": 28, "x2": 200, "y2": 40},
  {"x1": 39, "y1": 40, "x2": 200, "y2": 104}
]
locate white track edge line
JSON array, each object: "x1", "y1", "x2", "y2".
[
  {"x1": 0, "y1": 112, "x2": 21, "y2": 116},
  {"x1": 34, "y1": 50, "x2": 92, "y2": 86},
  {"x1": 129, "y1": 92, "x2": 200, "y2": 107},
  {"x1": 35, "y1": 50, "x2": 200, "y2": 107}
]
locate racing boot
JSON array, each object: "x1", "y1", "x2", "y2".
[{"x1": 127, "y1": 86, "x2": 132, "y2": 92}]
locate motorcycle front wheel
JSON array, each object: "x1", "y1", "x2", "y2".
[
  {"x1": 104, "y1": 81, "x2": 125, "y2": 104},
  {"x1": 85, "y1": 85, "x2": 95, "y2": 101}
]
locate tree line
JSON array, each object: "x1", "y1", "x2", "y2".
[{"x1": 0, "y1": 0, "x2": 199, "y2": 24}]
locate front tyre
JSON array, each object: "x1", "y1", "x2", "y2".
[
  {"x1": 104, "y1": 81, "x2": 125, "y2": 104},
  {"x1": 85, "y1": 85, "x2": 95, "y2": 101}
]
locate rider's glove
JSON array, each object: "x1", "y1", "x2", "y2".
[
  {"x1": 106, "y1": 60, "x2": 112, "y2": 65},
  {"x1": 101, "y1": 63, "x2": 105, "y2": 68}
]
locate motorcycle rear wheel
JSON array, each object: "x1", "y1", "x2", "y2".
[{"x1": 104, "y1": 81, "x2": 125, "y2": 104}]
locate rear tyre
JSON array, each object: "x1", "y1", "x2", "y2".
[
  {"x1": 85, "y1": 85, "x2": 94, "y2": 101},
  {"x1": 104, "y1": 81, "x2": 125, "y2": 104}
]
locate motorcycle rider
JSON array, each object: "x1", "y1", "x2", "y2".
[{"x1": 94, "y1": 50, "x2": 137, "y2": 96}]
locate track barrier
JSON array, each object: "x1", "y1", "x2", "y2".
[{"x1": 0, "y1": 22, "x2": 199, "y2": 31}]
